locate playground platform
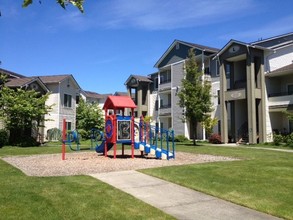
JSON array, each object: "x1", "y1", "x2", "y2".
[{"x1": 91, "y1": 170, "x2": 281, "y2": 220}]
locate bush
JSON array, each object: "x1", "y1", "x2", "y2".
[
  {"x1": 174, "y1": 135, "x2": 188, "y2": 142},
  {"x1": 0, "y1": 129, "x2": 9, "y2": 148},
  {"x1": 285, "y1": 133, "x2": 293, "y2": 147},
  {"x1": 273, "y1": 134, "x2": 283, "y2": 146},
  {"x1": 209, "y1": 133, "x2": 222, "y2": 144},
  {"x1": 8, "y1": 135, "x2": 40, "y2": 147},
  {"x1": 77, "y1": 129, "x2": 88, "y2": 140}
]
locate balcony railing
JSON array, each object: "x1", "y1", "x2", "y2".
[{"x1": 160, "y1": 78, "x2": 171, "y2": 84}]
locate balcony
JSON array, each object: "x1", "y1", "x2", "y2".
[
  {"x1": 160, "y1": 103, "x2": 171, "y2": 109},
  {"x1": 225, "y1": 88, "x2": 246, "y2": 101},
  {"x1": 268, "y1": 92, "x2": 293, "y2": 108},
  {"x1": 159, "y1": 103, "x2": 171, "y2": 116},
  {"x1": 159, "y1": 83, "x2": 171, "y2": 92}
]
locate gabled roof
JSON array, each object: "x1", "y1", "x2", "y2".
[
  {"x1": 5, "y1": 77, "x2": 49, "y2": 92},
  {"x1": 5, "y1": 77, "x2": 36, "y2": 87},
  {"x1": 82, "y1": 90, "x2": 105, "y2": 99},
  {"x1": 103, "y1": 95, "x2": 136, "y2": 110},
  {"x1": 213, "y1": 39, "x2": 272, "y2": 59},
  {"x1": 38, "y1": 75, "x2": 70, "y2": 84},
  {"x1": 154, "y1": 39, "x2": 219, "y2": 68},
  {"x1": 0, "y1": 68, "x2": 25, "y2": 79},
  {"x1": 251, "y1": 32, "x2": 293, "y2": 49},
  {"x1": 178, "y1": 40, "x2": 220, "y2": 53},
  {"x1": 124, "y1": 74, "x2": 152, "y2": 85},
  {"x1": 38, "y1": 74, "x2": 81, "y2": 90}
]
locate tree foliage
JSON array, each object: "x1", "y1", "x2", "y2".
[
  {"x1": 22, "y1": 0, "x2": 84, "y2": 13},
  {"x1": 285, "y1": 111, "x2": 293, "y2": 121},
  {"x1": 0, "y1": 76, "x2": 52, "y2": 146},
  {"x1": 76, "y1": 98, "x2": 104, "y2": 138},
  {"x1": 177, "y1": 49, "x2": 213, "y2": 145},
  {"x1": 201, "y1": 116, "x2": 218, "y2": 138}
]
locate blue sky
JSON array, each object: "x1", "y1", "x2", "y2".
[{"x1": 1, "y1": 0, "x2": 293, "y2": 94}]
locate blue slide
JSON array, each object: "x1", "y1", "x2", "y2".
[{"x1": 95, "y1": 141, "x2": 114, "y2": 153}]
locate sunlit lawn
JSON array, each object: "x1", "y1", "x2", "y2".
[
  {"x1": 0, "y1": 143, "x2": 174, "y2": 220},
  {"x1": 141, "y1": 144, "x2": 293, "y2": 220},
  {"x1": 1, "y1": 142, "x2": 292, "y2": 219}
]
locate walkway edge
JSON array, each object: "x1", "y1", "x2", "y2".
[{"x1": 90, "y1": 170, "x2": 281, "y2": 220}]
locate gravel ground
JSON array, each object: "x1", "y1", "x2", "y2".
[{"x1": 1, "y1": 150, "x2": 237, "y2": 177}]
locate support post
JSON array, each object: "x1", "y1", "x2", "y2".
[{"x1": 131, "y1": 108, "x2": 134, "y2": 159}]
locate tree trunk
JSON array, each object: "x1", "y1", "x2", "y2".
[{"x1": 192, "y1": 121, "x2": 197, "y2": 146}]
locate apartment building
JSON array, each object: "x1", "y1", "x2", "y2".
[
  {"x1": 126, "y1": 40, "x2": 221, "y2": 140},
  {"x1": 215, "y1": 32, "x2": 293, "y2": 144},
  {"x1": 0, "y1": 69, "x2": 81, "y2": 142},
  {"x1": 126, "y1": 32, "x2": 293, "y2": 143}
]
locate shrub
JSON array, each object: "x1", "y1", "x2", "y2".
[
  {"x1": 18, "y1": 136, "x2": 40, "y2": 147},
  {"x1": 273, "y1": 134, "x2": 283, "y2": 146},
  {"x1": 77, "y1": 129, "x2": 88, "y2": 140},
  {"x1": 285, "y1": 133, "x2": 293, "y2": 147},
  {"x1": 0, "y1": 129, "x2": 9, "y2": 148},
  {"x1": 209, "y1": 133, "x2": 222, "y2": 144},
  {"x1": 174, "y1": 135, "x2": 188, "y2": 142}
]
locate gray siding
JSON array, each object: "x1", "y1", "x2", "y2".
[
  {"x1": 172, "y1": 62, "x2": 186, "y2": 136},
  {"x1": 210, "y1": 58, "x2": 219, "y2": 77}
]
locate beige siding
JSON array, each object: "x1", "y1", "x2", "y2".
[{"x1": 43, "y1": 77, "x2": 80, "y2": 141}]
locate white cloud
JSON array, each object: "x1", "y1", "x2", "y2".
[{"x1": 97, "y1": 0, "x2": 256, "y2": 30}]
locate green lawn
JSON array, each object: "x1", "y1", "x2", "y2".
[
  {"x1": 0, "y1": 145, "x2": 174, "y2": 220},
  {"x1": 141, "y1": 144, "x2": 293, "y2": 220},
  {"x1": 1, "y1": 143, "x2": 292, "y2": 219}
]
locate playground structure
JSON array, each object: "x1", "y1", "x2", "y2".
[{"x1": 62, "y1": 95, "x2": 175, "y2": 160}]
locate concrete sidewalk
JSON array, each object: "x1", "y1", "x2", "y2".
[{"x1": 90, "y1": 170, "x2": 281, "y2": 220}]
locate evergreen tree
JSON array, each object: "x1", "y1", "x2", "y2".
[{"x1": 178, "y1": 49, "x2": 213, "y2": 145}]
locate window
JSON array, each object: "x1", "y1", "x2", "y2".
[
  {"x1": 225, "y1": 63, "x2": 231, "y2": 78},
  {"x1": 217, "y1": 90, "x2": 220, "y2": 104},
  {"x1": 216, "y1": 60, "x2": 220, "y2": 76},
  {"x1": 160, "y1": 70, "x2": 171, "y2": 84},
  {"x1": 66, "y1": 122, "x2": 72, "y2": 131},
  {"x1": 168, "y1": 94, "x2": 171, "y2": 106},
  {"x1": 64, "y1": 94, "x2": 72, "y2": 108},
  {"x1": 289, "y1": 120, "x2": 293, "y2": 133},
  {"x1": 155, "y1": 100, "x2": 158, "y2": 111},
  {"x1": 288, "y1": 85, "x2": 293, "y2": 95},
  {"x1": 204, "y1": 67, "x2": 210, "y2": 74},
  {"x1": 76, "y1": 95, "x2": 80, "y2": 104},
  {"x1": 154, "y1": 77, "x2": 158, "y2": 90}
]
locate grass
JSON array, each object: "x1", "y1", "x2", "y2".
[
  {"x1": 141, "y1": 144, "x2": 293, "y2": 220},
  {"x1": 0, "y1": 148, "x2": 174, "y2": 220},
  {"x1": 1, "y1": 143, "x2": 292, "y2": 219}
]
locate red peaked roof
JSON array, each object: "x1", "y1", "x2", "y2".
[{"x1": 103, "y1": 95, "x2": 137, "y2": 110}]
